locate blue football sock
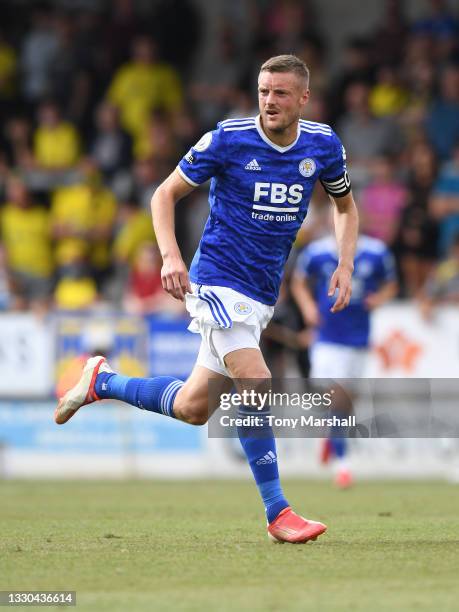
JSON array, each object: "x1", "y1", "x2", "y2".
[
  {"x1": 237, "y1": 408, "x2": 289, "y2": 523},
  {"x1": 330, "y1": 412, "x2": 348, "y2": 459},
  {"x1": 330, "y1": 436, "x2": 347, "y2": 459},
  {"x1": 95, "y1": 372, "x2": 183, "y2": 418}
]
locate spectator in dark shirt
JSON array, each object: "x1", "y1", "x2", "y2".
[{"x1": 89, "y1": 101, "x2": 132, "y2": 186}]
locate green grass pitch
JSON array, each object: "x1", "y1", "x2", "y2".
[{"x1": 1, "y1": 480, "x2": 459, "y2": 611}]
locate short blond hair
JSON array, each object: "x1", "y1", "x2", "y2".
[{"x1": 260, "y1": 55, "x2": 309, "y2": 87}]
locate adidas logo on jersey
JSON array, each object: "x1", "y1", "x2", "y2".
[
  {"x1": 245, "y1": 159, "x2": 262, "y2": 171},
  {"x1": 256, "y1": 450, "x2": 277, "y2": 465}
]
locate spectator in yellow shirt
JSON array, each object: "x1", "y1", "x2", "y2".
[
  {"x1": 113, "y1": 199, "x2": 155, "y2": 266},
  {"x1": 33, "y1": 99, "x2": 80, "y2": 169},
  {"x1": 50, "y1": 162, "x2": 117, "y2": 285},
  {"x1": 54, "y1": 261, "x2": 98, "y2": 311},
  {"x1": 107, "y1": 36, "x2": 182, "y2": 144},
  {"x1": 82, "y1": 161, "x2": 117, "y2": 285},
  {"x1": 0, "y1": 176, "x2": 53, "y2": 311},
  {"x1": 369, "y1": 65, "x2": 409, "y2": 118}
]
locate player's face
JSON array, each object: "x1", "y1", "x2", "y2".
[{"x1": 258, "y1": 71, "x2": 309, "y2": 133}]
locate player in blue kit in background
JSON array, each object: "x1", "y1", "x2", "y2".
[
  {"x1": 291, "y1": 233, "x2": 398, "y2": 487},
  {"x1": 55, "y1": 55, "x2": 359, "y2": 543}
]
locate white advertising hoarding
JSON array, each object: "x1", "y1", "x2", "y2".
[
  {"x1": 367, "y1": 303, "x2": 459, "y2": 378},
  {"x1": 0, "y1": 314, "x2": 54, "y2": 397}
]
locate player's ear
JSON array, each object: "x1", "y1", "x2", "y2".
[{"x1": 300, "y1": 88, "x2": 310, "y2": 107}]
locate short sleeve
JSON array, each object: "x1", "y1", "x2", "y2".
[
  {"x1": 177, "y1": 127, "x2": 226, "y2": 187},
  {"x1": 320, "y1": 131, "x2": 352, "y2": 198}
]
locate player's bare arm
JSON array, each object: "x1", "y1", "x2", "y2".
[
  {"x1": 151, "y1": 169, "x2": 194, "y2": 301},
  {"x1": 328, "y1": 191, "x2": 359, "y2": 313}
]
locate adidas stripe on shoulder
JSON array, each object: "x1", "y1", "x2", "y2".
[
  {"x1": 224, "y1": 124, "x2": 257, "y2": 132},
  {"x1": 219, "y1": 116, "x2": 256, "y2": 126},
  {"x1": 299, "y1": 119, "x2": 332, "y2": 131},
  {"x1": 300, "y1": 120, "x2": 332, "y2": 137},
  {"x1": 220, "y1": 116, "x2": 257, "y2": 132}
]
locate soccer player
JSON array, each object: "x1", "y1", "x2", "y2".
[
  {"x1": 291, "y1": 233, "x2": 398, "y2": 487},
  {"x1": 55, "y1": 55, "x2": 359, "y2": 543}
]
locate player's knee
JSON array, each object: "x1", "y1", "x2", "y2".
[
  {"x1": 227, "y1": 361, "x2": 272, "y2": 400},
  {"x1": 239, "y1": 371, "x2": 272, "y2": 399},
  {"x1": 183, "y1": 409, "x2": 209, "y2": 426},
  {"x1": 248, "y1": 373, "x2": 272, "y2": 400}
]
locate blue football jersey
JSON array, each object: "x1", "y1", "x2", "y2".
[
  {"x1": 177, "y1": 115, "x2": 350, "y2": 305},
  {"x1": 295, "y1": 235, "x2": 396, "y2": 347}
]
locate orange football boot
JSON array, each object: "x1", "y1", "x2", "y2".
[
  {"x1": 54, "y1": 356, "x2": 113, "y2": 424},
  {"x1": 268, "y1": 507, "x2": 327, "y2": 543}
]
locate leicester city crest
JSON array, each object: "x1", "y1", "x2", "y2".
[
  {"x1": 234, "y1": 302, "x2": 252, "y2": 315},
  {"x1": 299, "y1": 158, "x2": 316, "y2": 178}
]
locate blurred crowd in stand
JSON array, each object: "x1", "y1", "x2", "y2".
[{"x1": 0, "y1": 0, "x2": 458, "y2": 333}]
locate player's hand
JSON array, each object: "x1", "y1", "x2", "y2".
[
  {"x1": 328, "y1": 264, "x2": 353, "y2": 313},
  {"x1": 161, "y1": 254, "x2": 191, "y2": 301}
]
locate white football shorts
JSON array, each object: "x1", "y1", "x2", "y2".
[
  {"x1": 185, "y1": 283, "x2": 274, "y2": 376},
  {"x1": 310, "y1": 341, "x2": 368, "y2": 379}
]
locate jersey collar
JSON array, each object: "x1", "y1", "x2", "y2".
[{"x1": 255, "y1": 115, "x2": 301, "y2": 153}]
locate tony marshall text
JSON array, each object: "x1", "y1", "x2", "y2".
[{"x1": 221, "y1": 415, "x2": 356, "y2": 428}]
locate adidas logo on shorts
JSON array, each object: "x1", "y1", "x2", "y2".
[
  {"x1": 256, "y1": 450, "x2": 277, "y2": 465},
  {"x1": 245, "y1": 159, "x2": 262, "y2": 171}
]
